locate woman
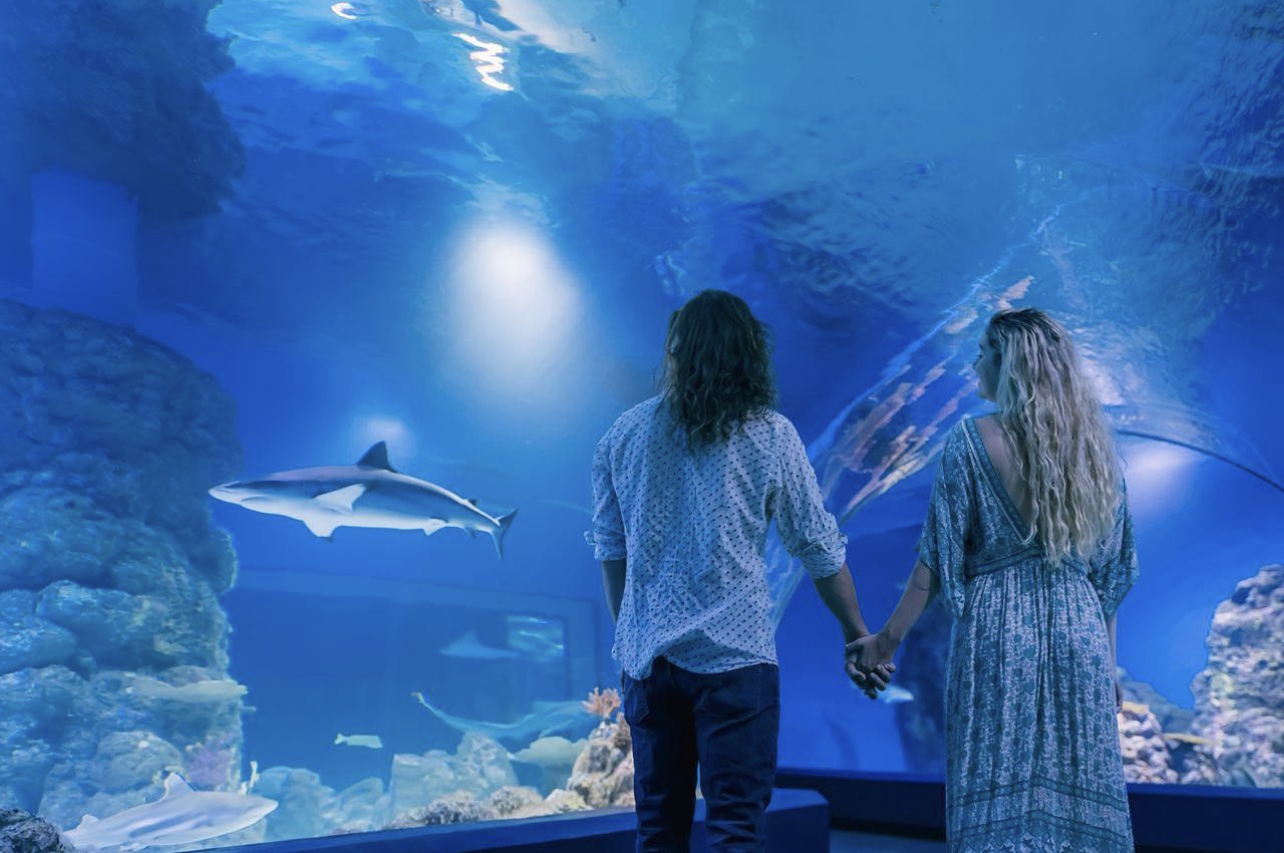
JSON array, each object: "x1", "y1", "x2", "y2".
[
  {"x1": 850, "y1": 307, "x2": 1138, "y2": 851},
  {"x1": 592, "y1": 289, "x2": 889, "y2": 852}
]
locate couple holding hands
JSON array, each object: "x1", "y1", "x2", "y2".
[{"x1": 593, "y1": 290, "x2": 1136, "y2": 852}]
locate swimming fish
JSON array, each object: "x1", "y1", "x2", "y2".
[
  {"x1": 209, "y1": 442, "x2": 518, "y2": 557},
  {"x1": 62, "y1": 774, "x2": 276, "y2": 851},
  {"x1": 334, "y1": 733, "x2": 384, "y2": 749}
]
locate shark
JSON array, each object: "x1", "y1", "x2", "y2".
[
  {"x1": 439, "y1": 629, "x2": 521, "y2": 661},
  {"x1": 127, "y1": 676, "x2": 247, "y2": 704},
  {"x1": 209, "y1": 442, "x2": 518, "y2": 557},
  {"x1": 62, "y1": 773, "x2": 277, "y2": 851},
  {"x1": 411, "y1": 691, "x2": 594, "y2": 745}
]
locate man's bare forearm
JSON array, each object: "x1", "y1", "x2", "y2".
[
  {"x1": 601, "y1": 559, "x2": 627, "y2": 623},
  {"x1": 812, "y1": 563, "x2": 870, "y2": 642}
]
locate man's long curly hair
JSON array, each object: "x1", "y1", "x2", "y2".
[
  {"x1": 661, "y1": 290, "x2": 777, "y2": 450},
  {"x1": 987, "y1": 308, "x2": 1121, "y2": 566}
]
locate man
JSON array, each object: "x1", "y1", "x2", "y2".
[{"x1": 591, "y1": 290, "x2": 888, "y2": 852}]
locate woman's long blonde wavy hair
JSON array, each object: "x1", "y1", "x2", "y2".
[{"x1": 987, "y1": 308, "x2": 1120, "y2": 565}]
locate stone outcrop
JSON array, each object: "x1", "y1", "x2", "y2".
[
  {"x1": 387, "y1": 733, "x2": 517, "y2": 822},
  {"x1": 0, "y1": 302, "x2": 243, "y2": 828},
  {"x1": 0, "y1": 1, "x2": 243, "y2": 218},
  {"x1": 1190, "y1": 564, "x2": 1284, "y2": 787},
  {"x1": 562, "y1": 715, "x2": 635, "y2": 809},
  {"x1": 0, "y1": 808, "x2": 72, "y2": 853},
  {"x1": 1118, "y1": 701, "x2": 1178, "y2": 784}
]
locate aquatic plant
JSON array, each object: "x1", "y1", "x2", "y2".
[
  {"x1": 581, "y1": 687, "x2": 620, "y2": 720},
  {"x1": 183, "y1": 735, "x2": 236, "y2": 791}
]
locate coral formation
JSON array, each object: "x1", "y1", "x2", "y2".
[
  {"x1": 582, "y1": 687, "x2": 622, "y2": 720},
  {"x1": 562, "y1": 715, "x2": 635, "y2": 809},
  {"x1": 387, "y1": 733, "x2": 517, "y2": 821},
  {"x1": 0, "y1": 302, "x2": 243, "y2": 825},
  {"x1": 0, "y1": 1, "x2": 244, "y2": 218},
  {"x1": 486, "y1": 786, "x2": 545, "y2": 817},
  {"x1": 0, "y1": 808, "x2": 71, "y2": 853},
  {"x1": 1190, "y1": 563, "x2": 1284, "y2": 787},
  {"x1": 400, "y1": 791, "x2": 496, "y2": 827},
  {"x1": 1117, "y1": 702, "x2": 1178, "y2": 784}
]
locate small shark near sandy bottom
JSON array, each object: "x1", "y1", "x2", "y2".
[
  {"x1": 412, "y1": 691, "x2": 593, "y2": 745},
  {"x1": 209, "y1": 442, "x2": 517, "y2": 557},
  {"x1": 62, "y1": 774, "x2": 277, "y2": 851}
]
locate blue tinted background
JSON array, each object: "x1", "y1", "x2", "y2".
[{"x1": 1, "y1": 0, "x2": 1280, "y2": 792}]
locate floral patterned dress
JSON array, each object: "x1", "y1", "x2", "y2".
[{"x1": 918, "y1": 418, "x2": 1138, "y2": 852}]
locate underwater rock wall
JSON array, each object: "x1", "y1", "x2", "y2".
[
  {"x1": 0, "y1": 301, "x2": 243, "y2": 824},
  {"x1": 1191, "y1": 563, "x2": 1284, "y2": 787},
  {"x1": 0, "y1": 0, "x2": 244, "y2": 219}
]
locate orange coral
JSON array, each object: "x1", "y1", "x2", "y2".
[{"x1": 582, "y1": 687, "x2": 621, "y2": 720}]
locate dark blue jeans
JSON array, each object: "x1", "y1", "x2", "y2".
[{"x1": 621, "y1": 657, "x2": 780, "y2": 853}]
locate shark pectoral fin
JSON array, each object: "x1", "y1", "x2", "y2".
[
  {"x1": 314, "y1": 484, "x2": 366, "y2": 512},
  {"x1": 421, "y1": 520, "x2": 448, "y2": 537},
  {"x1": 304, "y1": 518, "x2": 340, "y2": 538}
]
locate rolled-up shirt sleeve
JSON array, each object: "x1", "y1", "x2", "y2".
[
  {"x1": 771, "y1": 419, "x2": 847, "y2": 579},
  {"x1": 591, "y1": 432, "x2": 627, "y2": 561}
]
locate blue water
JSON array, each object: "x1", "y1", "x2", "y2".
[{"x1": 1, "y1": 0, "x2": 1282, "y2": 832}]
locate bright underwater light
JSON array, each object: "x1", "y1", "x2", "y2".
[
  {"x1": 1120, "y1": 439, "x2": 1201, "y2": 517},
  {"x1": 455, "y1": 33, "x2": 514, "y2": 92},
  {"x1": 446, "y1": 222, "x2": 582, "y2": 400},
  {"x1": 351, "y1": 413, "x2": 415, "y2": 461},
  {"x1": 330, "y1": 2, "x2": 358, "y2": 20}
]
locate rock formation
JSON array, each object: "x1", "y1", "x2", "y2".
[
  {"x1": 1190, "y1": 563, "x2": 1284, "y2": 787},
  {"x1": 0, "y1": 302, "x2": 242, "y2": 828}
]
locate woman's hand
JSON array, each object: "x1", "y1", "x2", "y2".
[{"x1": 845, "y1": 631, "x2": 899, "y2": 700}]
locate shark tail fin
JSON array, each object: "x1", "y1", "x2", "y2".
[{"x1": 490, "y1": 510, "x2": 518, "y2": 559}]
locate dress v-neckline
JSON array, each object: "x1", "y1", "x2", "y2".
[{"x1": 964, "y1": 417, "x2": 1034, "y2": 535}]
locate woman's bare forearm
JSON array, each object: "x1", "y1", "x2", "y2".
[{"x1": 881, "y1": 559, "x2": 939, "y2": 644}]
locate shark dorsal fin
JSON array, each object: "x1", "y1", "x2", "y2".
[
  {"x1": 162, "y1": 773, "x2": 194, "y2": 798},
  {"x1": 357, "y1": 442, "x2": 397, "y2": 472},
  {"x1": 73, "y1": 814, "x2": 100, "y2": 830}
]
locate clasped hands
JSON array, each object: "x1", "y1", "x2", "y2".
[{"x1": 845, "y1": 630, "x2": 899, "y2": 700}]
